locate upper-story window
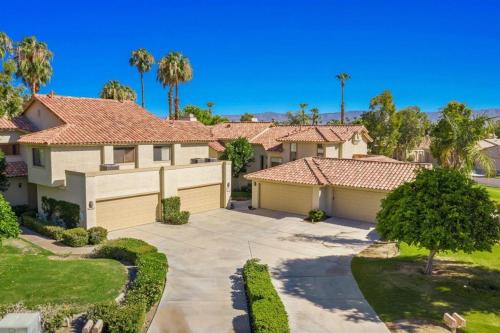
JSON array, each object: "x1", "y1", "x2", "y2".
[
  {"x1": 114, "y1": 147, "x2": 135, "y2": 164},
  {"x1": 270, "y1": 157, "x2": 282, "y2": 167},
  {"x1": 0, "y1": 144, "x2": 19, "y2": 156},
  {"x1": 154, "y1": 145, "x2": 171, "y2": 162},
  {"x1": 32, "y1": 148, "x2": 45, "y2": 167},
  {"x1": 290, "y1": 143, "x2": 297, "y2": 161},
  {"x1": 317, "y1": 144, "x2": 324, "y2": 157}
]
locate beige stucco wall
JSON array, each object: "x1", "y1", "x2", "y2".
[
  {"x1": 26, "y1": 145, "x2": 52, "y2": 187},
  {"x1": 324, "y1": 144, "x2": 340, "y2": 158},
  {"x1": 297, "y1": 143, "x2": 318, "y2": 159},
  {"x1": 3, "y1": 177, "x2": 28, "y2": 206},
  {"x1": 209, "y1": 147, "x2": 222, "y2": 159},
  {"x1": 50, "y1": 146, "x2": 102, "y2": 182},
  {"x1": 163, "y1": 163, "x2": 223, "y2": 196},
  {"x1": 94, "y1": 169, "x2": 160, "y2": 199},
  {"x1": 172, "y1": 143, "x2": 208, "y2": 165},
  {"x1": 24, "y1": 100, "x2": 63, "y2": 130},
  {"x1": 340, "y1": 136, "x2": 368, "y2": 158}
]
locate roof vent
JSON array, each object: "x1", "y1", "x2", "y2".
[{"x1": 48, "y1": 91, "x2": 55, "y2": 98}]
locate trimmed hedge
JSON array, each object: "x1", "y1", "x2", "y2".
[
  {"x1": 41, "y1": 196, "x2": 80, "y2": 228},
  {"x1": 62, "y1": 228, "x2": 89, "y2": 247},
  {"x1": 308, "y1": 209, "x2": 327, "y2": 222},
  {"x1": 88, "y1": 226, "x2": 108, "y2": 245},
  {"x1": 0, "y1": 194, "x2": 19, "y2": 240},
  {"x1": 161, "y1": 196, "x2": 189, "y2": 225},
  {"x1": 21, "y1": 216, "x2": 65, "y2": 241},
  {"x1": 89, "y1": 238, "x2": 168, "y2": 332},
  {"x1": 243, "y1": 259, "x2": 290, "y2": 333}
]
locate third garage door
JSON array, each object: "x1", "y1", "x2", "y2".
[
  {"x1": 332, "y1": 187, "x2": 386, "y2": 223},
  {"x1": 178, "y1": 184, "x2": 222, "y2": 213},
  {"x1": 259, "y1": 182, "x2": 312, "y2": 215}
]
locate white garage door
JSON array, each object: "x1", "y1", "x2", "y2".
[
  {"x1": 178, "y1": 184, "x2": 222, "y2": 213},
  {"x1": 332, "y1": 187, "x2": 386, "y2": 223},
  {"x1": 96, "y1": 193, "x2": 159, "y2": 231},
  {"x1": 259, "y1": 182, "x2": 313, "y2": 215}
]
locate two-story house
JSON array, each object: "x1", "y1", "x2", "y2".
[
  {"x1": 208, "y1": 122, "x2": 373, "y2": 188},
  {"x1": 3, "y1": 94, "x2": 231, "y2": 231}
]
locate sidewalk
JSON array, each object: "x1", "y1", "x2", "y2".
[{"x1": 20, "y1": 227, "x2": 95, "y2": 256}]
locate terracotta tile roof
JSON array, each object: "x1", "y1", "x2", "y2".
[
  {"x1": 0, "y1": 116, "x2": 36, "y2": 132},
  {"x1": 5, "y1": 161, "x2": 28, "y2": 177},
  {"x1": 245, "y1": 157, "x2": 428, "y2": 191},
  {"x1": 209, "y1": 122, "x2": 273, "y2": 141},
  {"x1": 277, "y1": 125, "x2": 371, "y2": 143},
  {"x1": 353, "y1": 154, "x2": 402, "y2": 163},
  {"x1": 208, "y1": 140, "x2": 225, "y2": 152},
  {"x1": 18, "y1": 95, "x2": 212, "y2": 145}
]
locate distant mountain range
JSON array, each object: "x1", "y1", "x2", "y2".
[{"x1": 226, "y1": 109, "x2": 500, "y2": 123}]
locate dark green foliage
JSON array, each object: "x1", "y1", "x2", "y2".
[
  {"x1": 162, "y1": 196, "x2": 189, "y2": 225},
  {"x1": 181, "y1": 104, "x2": 228, "y2": 125},
  {"x1": 243, "y1": 259, "x2": 290, "y2": 333},
  {"x1": 45, "y1": 225, "x2": 65, "y2": 241},
  {"x1": 0, "y1": 193, "x2": 19, "y2": 240},
  {"x1": 394, "y1": 106, "x2": 429, "y2": 161},
  {"x1": 308, "y1": 209, "x2": 327, "y2": 222},
  {"x1": 21, "y1": 216, "x2": 65, "y2": 240},
  {"x1": 11, "y1": 204, "x2": 29, "y2": 217},
  {"x1": 87, "y1": 226, "x2": 108, "y2": 245},
  {"x1": 0, "y1": 152, "x2": 9, "y2": 192},
  {"x1": 61, "y1": 228, "x2": 88, "y2": 247},
  {"x1": 88, "y1": 302, "x2": 145, "y2": 333},
  {"x1": 92, "y1": 238, "x2": 157, "y2": 264},
  {"x1": 221, "y1": 137, "x2": 254, "y2": 177},
  {"x1": 377, "y1": 168, "x2": 500, "y2": 274},
  {"x1": 41, "y1": 196, "x2": 80, "y2": 228},
  {"x1": 240, "y1": 112, "x2": 254, "y2": 121}
]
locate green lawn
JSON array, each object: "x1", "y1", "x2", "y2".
[
  {"x1": 484, "y1": 185, "x2": 500, "y2": 203},
  {"x1": 352, "y1": 243, "x2": 500, "y2": 333},
  {"x1": 232, "y1": 191, "x2": 251, "y2": 201},
  {"x1": 0, "y1": 239, "x2": 127, "y2": 306}
]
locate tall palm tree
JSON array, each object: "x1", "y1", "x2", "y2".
[
  {"x1": 174, "y1": 54, "x2": 193, "y2": 119},
  {"x1": 100, "y1": 80, "x2": 137, "y2": 102},
  {"x1": 336, "y1": 73, "x2": 350, "y2": 124},
  {"x1": 298, "y1": 103, "x2": 309, "y2": 125},
  {"x1": 14, "y1": 36, "x2": 53, "y2": 96},
  {"x1": 157, "y1": 52, "x2": 180, "y2": 119},
  {"x1": 207, "y1": 101, "x2": 214, "y2": 113},
  {"x1": 0, "y1": 32, "x2": 13, "y2": 59},
  {"x1": 129, "y1": 48, "x2": 155, "y2": 108},
  {"x1": 310, "y1": 107, "x2": 320, "y2": 125}
]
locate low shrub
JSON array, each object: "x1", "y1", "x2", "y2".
[
  {"x1": 11, "y1": 204, "x2": 29, "y2": 217},
  {"x1": 243, "y1": 259, "x2": 290, "y2": 333},
  {"x1": 44, "y1": 225, "x2": 66, "y2": 241},
  {"x1": 62, "y1": 228, "x2": 89, "y2": 247},
  {"x1": 0, "y1": 194, "x2": 19, "y2": 241},
  {"x1": 308, "y1": 209, "x2": 327, "y2": 222},
  {"x1": 88, "y1": 301, "x2": 145, "y2": 333},
  {"x1": 162, "y1": 196, "x2": 190, "y2": 225},
  {"x1": 92, "y1": 238, "x2": 157, "y2": 264},
  {"x1": 20, "y1": 216, "x2": 65, "y2": 241},
  {"x1": 88, "y1": 226, "x2": 108, "y2": 245},
  {"x1": 168, "y1": 211, "x2": 190, "y2": 225}
]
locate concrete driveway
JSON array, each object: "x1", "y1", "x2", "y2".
[{"x1": 109, "y1": 202, "x2": 389, "y2": 333}]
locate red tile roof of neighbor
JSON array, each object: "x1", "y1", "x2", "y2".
[
  {"x1": 245, "y1": 157, "x2": 428, "y2": 191},
  {"x1": 5, "y1": 161, "x2": 28, "y2": 177},
  {"x1": 18, "y1": 95, "x2": 213, "y2": 145},
  {"x1": 0, "y1": 116, "x2": 36, "y2": 132},
  {"x1": 352, "y1": 154, "x2": 401, "y2": 163},
  {"x1": 210, "y1": 123, "x2": 372, "y2": 152},
  {"x1": 208, "y1": 140, "x2": 226, "y2": 152}
]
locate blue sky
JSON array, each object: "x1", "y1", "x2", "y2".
[{"x1": 2, "y1": 0, "x2": 500, "y2": 117}]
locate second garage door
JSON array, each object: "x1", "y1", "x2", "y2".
[
  {"x1": 332, "y1": 187, "x2": 386, "y2": 223},
  {"x1": 259, "y1": 182, "x2": 313, "y2": 215},
  {"x1": 178, "y1": 184, "x2": 222, "y2": 213},
  {"x1": 96, "y1": 193, "x2": 159, "y2": 231}
]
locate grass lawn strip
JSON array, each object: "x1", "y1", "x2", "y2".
[
  {"x1": 0, "y1": 238, "x2": 127, "y2": 306},
  {"x1": 352, "y1": 243, "x2": 500, "y2": 333}
]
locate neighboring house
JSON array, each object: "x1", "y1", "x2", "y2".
[
  {"x1": 245, "y1": 157, "x2": 427, "y2": 223},
  {"x1": 477, "y1": 138, "x2": 500, "y2": 175},
  {"x1": 4, "y1": 94, "x2": 231, "y2": 231},
  {"x1": 407, "y1": 136, "x2": 436, "y2": 164},
  {"x1": 209, "y1": 122, "x2": 372, "y2": 188}
]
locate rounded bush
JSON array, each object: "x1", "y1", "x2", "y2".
[
  {"x1": 308, "y1": 209, "x2": 327, "y2": 222},
  {"x1": 92, "y1": 238, "x2": 157, "y2": 264},
  {"x1": 0, "y1": 194, "x2": 19, "y2": 240},
  {"x1": 88, "y1": 226, "x2": 108, "y2": 245},
  {"x1": 62, "y1": 228, "x2": 89, "y2": 247}
]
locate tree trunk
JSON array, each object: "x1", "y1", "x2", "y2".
[
  {"x1": 340, "y1": 81, "x2": 345, "y2": 124},
  {"x1": 140, "y1": 73, "x2": 145, "y2": 108},
  {"x1": 174, "y1": 83, "x2": 179, "y2": 120},
  {"x1": 31, "y1": 82, "x2": 36, "y2": 96},
  {"x1": 168, "y1": 86, "x2": 173, "y2": 119},
  {"x1": 424, "y1": 250, "x2": 437, "y2": 275}
]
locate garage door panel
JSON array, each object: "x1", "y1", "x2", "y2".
[
  {"x1": 97, "y1": 194, "x2": 159, "y2": 231},
  {"x1": 260, "y1": 182, "x2": 312, "y2": 215},
  {"x1": 178, "y1": 184, "x2": 221, "y2": 213},
  {"x1": 332, "y1": 187, "x2": 386, "y2": 223}
]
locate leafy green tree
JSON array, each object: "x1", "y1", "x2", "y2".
[
  {"x1": 129, "y1": 48, "x2": 155, "y2": 108},
  {"x1": 240, "y1": 113, "x2": 254, "y2": 122},
  {"x1": 286, "y1": 103, "x2": 310, "y2": 125},
  {"x1": 327, "y1": 119, "x2": 341, "y2": 125},
  {"x1": 494, "y1": 120, "x2": 500, "y2": 138},
  {"x1": 0, "y1": 152, "x2": 8, "y2": 192},
  {"x1": 361, "y1": 90, "x2": 399, "y2": 156},
  {"x1": 181, "y1": 105, "x2": 228, "y2": 125},
  {"x1": 310, "y1": 107, "x2": 319, "y2": 125},
  {"x1": 377, "y1": 168, "x2": 499, "y2": 275},
  {"x1": 430, "y1": 101, "x2": 493, "y2": 175},
  {"x1": 221, "y1": 137, "x2": 254, "y2": 179},
  {"x1": 0, "y1": 192, "x2": 18, "y2": 244},
  {"x1": 336, "y1": 72, "x2": 350, "y2": 124},
  {"x1": 0, "y1": 32, "x2": 25, "y2": 118},
  {"x1": 394, "y1": 106, "x2": 429, "y2": 161},
  {"x1": 14, "y1": 36, "x2": 53, "y2": 95},
  {"x1": 99, "y1": 80, "x2": 137, "y2": 102}
]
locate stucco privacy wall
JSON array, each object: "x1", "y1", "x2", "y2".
[
  {"x1": 51, "y1": 146, "x2": 101, "y2": 182},
  {"x1": 173, "y1": 143, "x2": 209, "y2": 165},
  {"x1": 4, "y1": 177, "x2": 28, "y2": 206}
]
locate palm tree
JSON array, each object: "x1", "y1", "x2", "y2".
[
  {"x1": 207, "y1": 101, "x2": 214, "y2": 113},
  {"x1": 129, "y1": 48, "x2": 155, "y2": 108},
  {"x1": 0, "y1": 32, "x2": 13, "y2": 59},
  {"x1": 310, "y1": 107, "x2": 320, "y2": 125},
  {"x1": 298, "y1": 103, "x2": 309, "y2": 125},
  {"x1": 174, "y1": 54, "x2": 193, "y2": 119},
  {"x1": 14, "y1": 36, "x2": 53, "y2": 95},
  {"x1": 157, "y1": 52, "x2": 180, "y2": 119},
  {"x1": 100, "y1": 80, "x2": 137, "y2": 102},
  {"x1": 336, "y1": 73, "x2": 350, "y2": 124}
]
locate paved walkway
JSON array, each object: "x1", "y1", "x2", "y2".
[
  {"x1": 109, "y1": 204, "x2": 390, "y2": 333},
  {"x1": 473, "y1": 176, "x2": 500, "y2": 187},
  {"x1": 20, "y1": 227, "x2": 95, "y2": 256}
]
